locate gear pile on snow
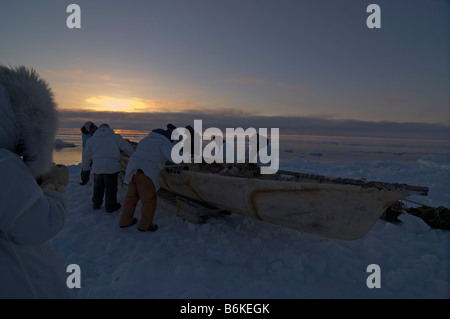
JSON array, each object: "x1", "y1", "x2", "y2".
[
  {"x1": 406, "y1": 205, "x2": 450, "y2": 230},
  {"x1": 381, "y1": 201, "x2": 450, "y2": 231}
]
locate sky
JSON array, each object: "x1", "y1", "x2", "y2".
[{"x1": 0, "y1": 0, "x2": 449, "y2": 139}]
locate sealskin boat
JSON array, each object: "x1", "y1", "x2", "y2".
[
  {"x1": 120, "y1": 142, "x2": 428, "y2": 240},
  {"x1": 156, "y1": 163, "x2": 428, "y2": 240}
]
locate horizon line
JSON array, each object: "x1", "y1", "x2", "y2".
[{"x1": 57, "y1": 109, "x2": 450, "y2": 141}]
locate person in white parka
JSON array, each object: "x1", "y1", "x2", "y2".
[
  {"x1": 118, "y1": 129, "x2": 173, "y2": 232},
  {"x1": 82, "y1": 123, "x2": 135, "y2": 213},
  {"x1": 0, "y1": 65, "x2": 74, "y2": 299}
]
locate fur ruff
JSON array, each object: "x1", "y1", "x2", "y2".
[{"x1": 0, "y1": 65, "x2": 58, "y2": 177}]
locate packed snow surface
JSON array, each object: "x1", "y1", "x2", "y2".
[{"x1": 53, "y1": 155, "x2": 450, "y2": 299}]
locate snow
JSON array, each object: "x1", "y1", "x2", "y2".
[{"x1": 52, "y1": 153, "x2": 450, "y2": 299}]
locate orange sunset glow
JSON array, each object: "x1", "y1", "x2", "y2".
[{"x1": 84, "y1": 96, "x2": 159, "y2": 113}]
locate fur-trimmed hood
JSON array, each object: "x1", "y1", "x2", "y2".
[
  {"x1": 93, "y1": 124, "x2": 114, "y2": 138},
  {"x1": 0, "y1": 65, "x2": 58, "y2": 177},
  {"x1": 150, "y1": 128, "x2": 172, "y2": 141}
]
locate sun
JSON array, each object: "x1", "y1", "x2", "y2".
[{"x1": 84, "y1": 96, "x2": 157, "y2": 112}]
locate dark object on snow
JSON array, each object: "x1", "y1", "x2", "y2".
[
  {"x1": 380, "y1": 201, "x2": 404, "y2": 223},
  {"x1": 167, "y1": 123, "x2": 176, "y2": 132},
  {"x1": 407, "y1": 205, "x2": 450, "y2": 231},
  {"x1": 80, "y1": 169, "x2": 90, "y2": 185}
]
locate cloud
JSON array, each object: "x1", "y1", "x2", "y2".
[
  {"x1": 226, "y1": 76, "x2": 308, "y2": 94},
  {"x1": 42, "y1": 68, "x2": 148, "y2": 93},
  {"x1": 84, "y1": 96, "x2": 155, "y2": 112},
  {"x1": 81, "y1": 94, "x2": 261, "y2": 115},
  {"x1": 105, "y1": 82, "x2": 122, "y2": 87},
  {"x1": 82, "y1": 96, "x2": 205, "y2": 113},
  {"x1": 276, "y1": 83, "x2": 307, "y2": 92},
  {"x1": 44, "y1": 68, "x2": 147, "y2": 83},
  {"x1": 57, "y1": 109, "x2": 450, "y2": 140},
  {"x1": 228, "y1": 77, "x2": 266, "y2": 85},
  {"x1": 189, "y1": 107, "x2": 256, "y2": 118},
  {"x1": 131, "y1": 98, "x2": 199, "y2": 113},
  {"x1": 44, "y1": 69, "x2": 110, "y2": 82}
]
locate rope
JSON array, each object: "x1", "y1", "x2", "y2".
[{"x1": 403, "y1": 198, "x2": 432, "y2": 207}]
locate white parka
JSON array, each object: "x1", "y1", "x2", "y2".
[
  {"x1": 0, "y1": 65, "x2": 74, "y2": 298},
  {"x1": 124, "y1": 130, "x2": 173, "y2": 191},
  {"x1": 0, "y1": 149, "x2": 72, "y2": 298},
  {"x1": 82, "y1": 125, "x2": 135, "y2": 174}
]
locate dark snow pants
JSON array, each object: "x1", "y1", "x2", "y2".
[{"x1": 92, "y1": 172, "x2": 119, "y2": 211}]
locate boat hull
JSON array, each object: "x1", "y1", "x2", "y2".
[{"x1": 158, "y1": 168, "x2": 407, "y2": 240}]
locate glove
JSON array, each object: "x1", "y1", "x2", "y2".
[
  {"x1": 40, "y1": 164, "x2": 69, "y2": 195},
  {"x1": 80, "y1": 169, "x2": 90, "y2": 185}
]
